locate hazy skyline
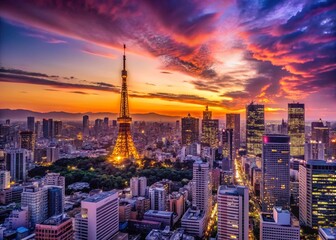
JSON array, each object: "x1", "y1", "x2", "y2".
[{"x1": 0, "y1": 0, "x2": 335, "y2": 120}]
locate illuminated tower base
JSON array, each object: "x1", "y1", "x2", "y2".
[{"x1": 111, "y1": 121, "x2": 139, "y2": 161}]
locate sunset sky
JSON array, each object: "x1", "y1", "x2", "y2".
[{"x1": 0, "y1": 0, "x2": 335, "y2": 120}]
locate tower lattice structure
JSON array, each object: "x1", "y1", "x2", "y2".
[{"x1": 110, "y1": 45, "x2": 139, "y2": 161}]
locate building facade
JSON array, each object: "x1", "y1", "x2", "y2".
[
  {"x1": 288, "y1": 103, "x2": 305, "y2": 158},
  {"x1": 226, "y1": 113, "x2": 240, "y2": 150},
  {"x1": 246, "y1": 102, "x2": 265, "y2": 156},
  {"x1": 261, "y1": 134, "x2": 290, "y2": 212}
]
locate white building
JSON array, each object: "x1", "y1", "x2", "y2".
[
  {"x1": 181, "y1": 208, "x2": 206, "y2": 238},
  {"x1": 43, "y1": 172, "x2": 65, "y2": 188},
  {"x1": 149, "y1": 186, "x2": 166, "y2": 211},
  {"x1": 260, "y1": 207, "x2": 300, "y2": 240},
  {"x1": 130, "y1": 177, "x2": 147, "y2": 197},
  {"x1": 0, "y1": 170, "x2": 10, "y2": 190},
  {"x1": 217, "y1": 185, "x2": 249, "y2": 240},
  {"x1": 305, "y1": 142, "x2": 324, "y2": 161},
  {"x1": 46, "y1": 147, "x2": 60, "y2": 163},
  {"x1": 192, "y1": 161, "x2": 210, "y2": 213},
  {"x1": 21, "y1": 184, "x2": 48, "y2": 226},
  {"x1": 75, "y1": 190, "x2": 119, "y2": 240}
]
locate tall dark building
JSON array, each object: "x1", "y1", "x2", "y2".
[
  {"x1": 261, "y1": 134, "x2": 290, "y2": 212},
  {"x1": 48, "y1": 186, "x2": 63, "y2": 217},
  {"x1": 94, "y1": 119, "x2": 103, "y2": 135},
  {"x1": 201, "y1": 106, "x2": 219, "y2": 147},
  {"x1": 226, "y1": 113, "x2": 240, "y2": 149},
  {"x1": 311, "y1": 119, "x2": 329, "y2": 151},
  {"x1": 181, "y1": 113, "x2": 199, "y2": 146},
  {"x1": 83, "y1": 115, "x2": 89, "y2": 136},
  {"x1": 42, "y1": 119, "x2": 49, "y2": 139},
  {"x1": 19, "y1": 131, "x2": 35, "y2": 151},
  {"x1": 288, "y1": 103, "x2": 305, "y2": 158},
  {"x1": 42, "y1": 119, "x2": 54, "y2": 139},
  {"x1": 27, "y1": 116, "x2": 35, "y2": 132},
  {"x1": 246, "y1": 102, "x2": 265, "y2": 156},
  {"x1": 103, "y1": 117, "x2": 109, "y2": 130},
  {"x1": 54, "y1": 120, "x2": 62, "y2": 137}
]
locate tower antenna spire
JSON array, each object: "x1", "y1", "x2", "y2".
[{"x1": 123, "y1": 44, "x2": 126, "y2": 70}]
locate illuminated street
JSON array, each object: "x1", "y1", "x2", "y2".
[
  {"x1": 205, "y1": 203, "x2": 218, "y2": 238},
  {"x1": 235, "y1": 157, "x2": 261, "y2": 239}
]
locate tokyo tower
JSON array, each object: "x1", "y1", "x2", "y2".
[{"x1": 110, "y1": 45, "x2": 139, "y2": 161}]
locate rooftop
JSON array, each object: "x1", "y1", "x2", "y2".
[
  {"x1": 145, "y1": 210, "x2": 174, "y2": 217},
  {"x1": 83, "y1": 190, "x2": 117, "y2": 203},
  {"x1": 320, "y1": 228, "x2": 336, "y2": 238},
  {"x1": 261, "y1": 213, "x2": 275, "y2": 223},
  {"x1": 182, "y1": 208, "x2": 205, "y2": 221},
  {"x1": 42, "y1": 214, "x2": 70, "y2": 226}
]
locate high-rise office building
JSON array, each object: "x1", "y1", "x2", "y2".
[
  {"x1": 19, "y1": 131, "x2": 35, "y2": 151},
  {"x1": 217, "y1": 185, "x2": 249, "y2": 240},
  {"x1": 260, "y1": 207, "x2": 300, "y2": 240},
  {"x1": 42, "y1": 119, "x2": 54, "y2": 139},
  {"x1": 246, "y1": 102, "x2": 265, "y2": 156},
  {"x1": 261, "y1": 134, "x2": 290, "y2": 212},
  {"x1": 226, "y1": 113, "x2": 240, "y2": 149},
  {"x1": 83, "y1": 115, "x2": 89, "y2": 136},
  {"x1": 48, "y1": 186, "x2": 64, "y2": 217},
  {"x1": 21, "y1": 185, "x2": 48, "y2": 226},
  {"x1": 130, "y1": 176, "x2": 147, "y2": 197},
  {"x1": 305, "y1": 142, "x2": 325, "y2": 160},
  {"x1": 312, "y1": 119, "x2": 330, "y2": 155},
  {"x1": 192, "y1": 161, "x2": 210, "y2": 213},
  {"x1": 54, "y1": 120, "x2": 62, "y2": 137},
  {"x1": 35, "y1": 121, "x2": 42, "y2": 138},
  {"x1": 27, "y1": 116, "x2": 35, "y2": 132},
  {"x1": 35, "y1": 214, "x2": 73, "y2": 240},
  {"x1": 5, "y1": 148, "x2": 29, "y2": 182},
  {"x1": 222, "y1": 128, "x2": 234, "y2": 164},
  {"x1": 0, "y1": 170, "x2": 10, "y2": 190},
  {"x1": 182, "y1": 113, "x2": 199, "y2": 146},
  {"x1": 201, "y1": 106, "x2": 219, "y2": 147},
  {"x1": 75, "y1": 191, "x2": 119, "y2": 240},
  {"x1": 299, "y1": 160, "x2": 336, "y2": 229},
  {"x1": 149, "y1": 186, "x2": 166, "y2": 211},
  {"x1": 103, "y1": 117, "x2": 109, "y2": 130},
  {"x1": 288, "y1": 103, "x2": 305, "y2": 158},
  {"x1": 46, "y1": 147, "x2": 60, "y2": 163}
]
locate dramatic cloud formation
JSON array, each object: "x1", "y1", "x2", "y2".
[{"x1": 0, "y1": 0, "x2": 335, "y2": 117}]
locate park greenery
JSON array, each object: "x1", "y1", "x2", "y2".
[{"x1": 28, "y1": 157, "x2": 193, "y2": 193}]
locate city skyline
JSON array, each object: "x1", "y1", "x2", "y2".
[{"x1": 1, "y1": 1, "x2": 336, "y2": 120}]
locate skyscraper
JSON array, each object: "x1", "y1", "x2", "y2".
[
  {"x1": 149, "y1": 186, "x2": 166, "y2": 211},
  {"x1": 181, "y1": 113, "x2": 199, "y2": 146},
  {"x1": 311, "y1": 119, "x2": 330, "y2": 155},
  {"x1": 288, "y1": 103, "x2": 305, "y2": 158},
  {"x1": 226, "y1": 113, "x2": 240, "y2": 149},
  {"x1": 201, "y1": 106, "x2": 219, "y2": 147},
  {"x1": 261, "y1": 134, "x2": 290, "y2": 212},
  {"x1": 54, "y1": 120, "x2": 62, "y2": 137},
  {"x1": 19, "y1": 131, "x2": 35, "y2": 151},
  {"x1": 5, "y1": 149, "x2": 29, "y2": 182},
  {"x1": 192, "y1": 161, "x2": 210, "y2": 212},
  {"x1": 299, "y1": 160, "x2": 336, "y2": 229},
  {"x1": 111, "y1": 45, "x2": 139, "y2": 161},
  {"x1": 246, "y1": 102, "x2": 265, "y2": 156},
  {"x1": 47, "y1": 186, "x2": 63, "y2": 217},
  {"x1": 27, "y1": 116, "x2": 35, "y2": 132},
  {"x1": 75, "y1": 191, "x2": 119, "y2": 239},
  {"x1": 42, "y1": 119, "x2": 54, "y2": 139},
  {"x1": 83, "y1": 115, "x2": 89, "y2": 136},
  {"x1": 217, "y1": 185, "x2": 249, "y2": 240},
  {"x1": 222, "y1": 128, "x2": 234, "y2": 164}
]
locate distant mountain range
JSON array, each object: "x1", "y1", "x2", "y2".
[{"x1": 0, "y1": 109, "x2": 180, "y2": 122}]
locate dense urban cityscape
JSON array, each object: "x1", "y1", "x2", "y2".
[{"x1": 1, "y1": 1, "x2": 336, "y2": 240}]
